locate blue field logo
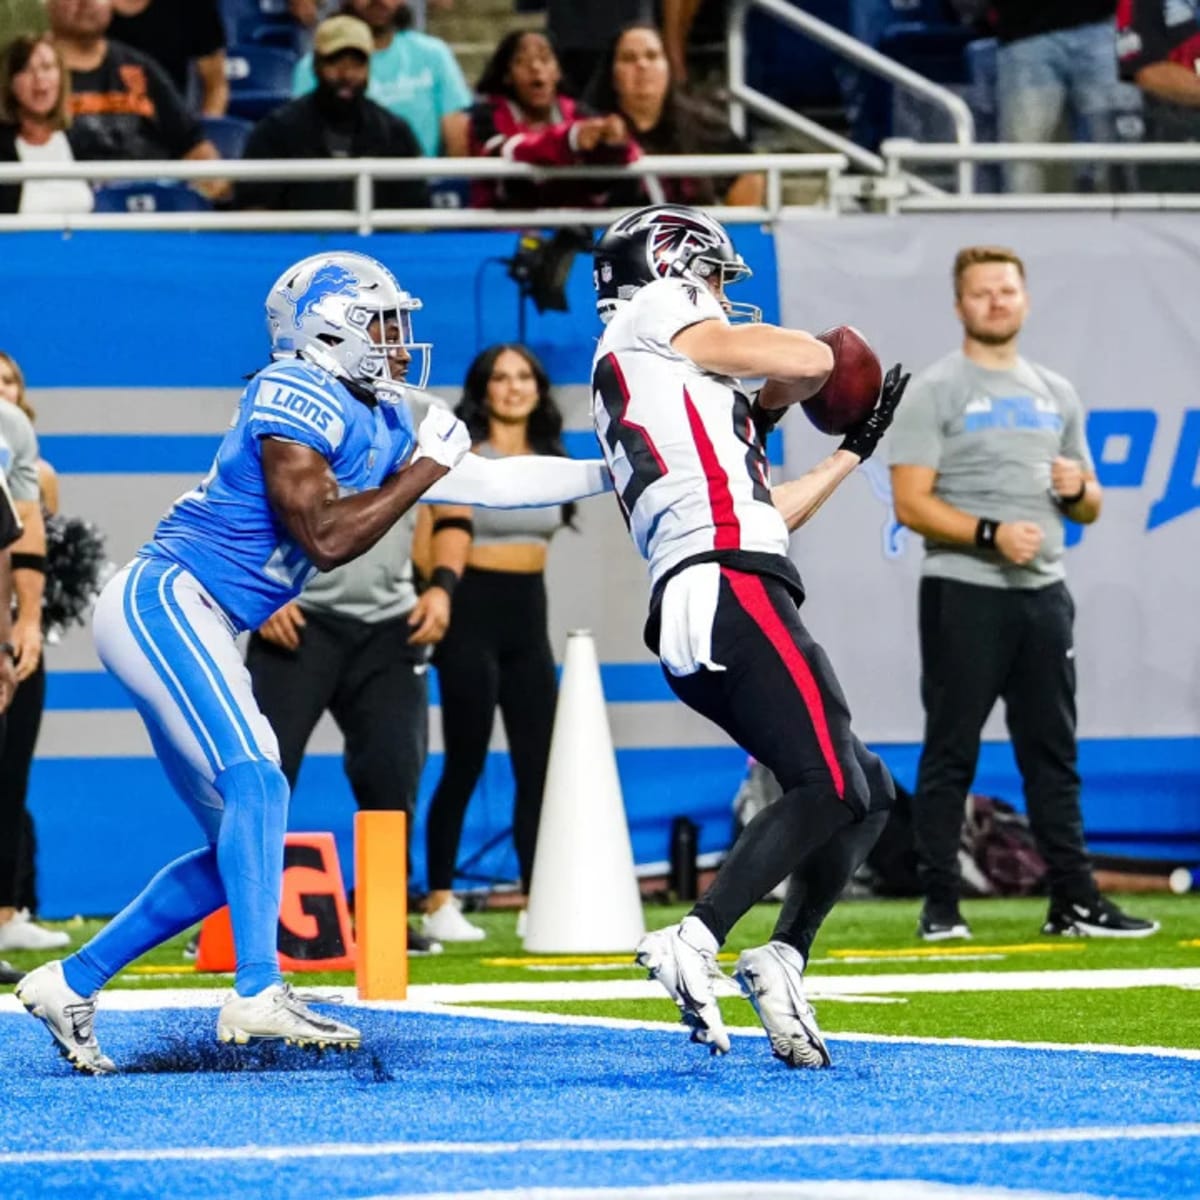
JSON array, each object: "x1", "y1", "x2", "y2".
[{"x1": 287, "y1": 264, "x2": 359, "y2": 330}]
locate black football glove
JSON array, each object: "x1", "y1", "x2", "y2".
[{"x1": 838, "y1": 363, "x2": 910, "y2": 462}]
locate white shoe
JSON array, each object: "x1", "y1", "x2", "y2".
[
  {"x1": 515, "y1": 909, "x2": 527, "y2": 939},
  {"x1": 635, "y1": 916, "x2": 730, "y2": 1055},
  {"x1": 217, "y1": 983, "x2": 361, "y2": 1048},
  {"x1": 735, "y1": 941, "x2": 831, "y2": 1069},
  {"x1": 0, "y1": 913, "x2": 70, "y2": 952},
  {"x1": 422, "y1": 898, "x2": 486, "y2": 943},
  {"x1": 15, "y1": 960, "x2": 115, "y2": 1075}
]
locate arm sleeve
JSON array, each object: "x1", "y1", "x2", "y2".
[
  {"x1": 244, "y1": 369, "x2": 348, "y2": 459},
  {"x1": 191, "y1": 0, "x2": 227, "y2": 56},
  {"x1": 885, "y1": 375, "x2": 943, "y2": 468},
  {"x1": 0, "y1": 407, "x2": 40, "y2": 503},
  {"x1": 631, "y1": 279, "x2": 728, "y2": 357},
  {"x1": 420, "y1": 452, "x2": 613, "y2": 507}
]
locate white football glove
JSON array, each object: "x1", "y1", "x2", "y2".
[{"x1": 413, "y1": 406, "x2": 470, "y2": 471}]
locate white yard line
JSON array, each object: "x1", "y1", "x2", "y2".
[
  {"x1": 1, "y1": 1124, "x2": 1199, "y2": 1168},
  {"x1": 353, "y1": 1184, "x2": 1112, "y2": 1200}
]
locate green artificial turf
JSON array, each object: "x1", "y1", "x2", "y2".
[{"x1": 3, "y1": 896, "x2": 1198, "y2": 1049}]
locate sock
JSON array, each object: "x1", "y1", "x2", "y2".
[
  {"x1": 62, "y1": 847, "x2": 225, "y2": 997},
  {"x1": 213, "y1": 759, "x2": 289, "y2": 997}
]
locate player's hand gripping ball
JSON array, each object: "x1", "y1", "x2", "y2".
[{"x1": 802, "y1": 326, "x2": 884, "y2": 435}]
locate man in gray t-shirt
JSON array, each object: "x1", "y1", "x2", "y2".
[{"x1": 888, "y1": 245, "x2": 1156, "y2": 942}]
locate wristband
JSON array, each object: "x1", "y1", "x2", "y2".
[
  {"x1": 974, "y1": 518, "x2": 999, "y2": 550},
  {"x1": 430, "y1": 566, "x2": 460, "y2": 597},
  {"x1": 11, "y1": 553, "x2": 46, "y2": 573},
  {"x1": 432, "y1": 516, "x2": 474, "y2": 537},
  {"x1": 1057, "y1": 482, "x2": 1087, "y2": 508},
  {"x1": 0, "y1": 642, "x2": 13, "y2": 660}
]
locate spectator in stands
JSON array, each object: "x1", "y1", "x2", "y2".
[
  {"x1": 237, "y1": 15, "x2": 428, "y2": 211},
  {"x1": 1117, "y1": 0, "x2": 1200, "y2": 190},
  {"x1": 422, "y1": 345, "x2": 574, "y2": 943},
  {"x1": 584, "y1": 22, "x2": 765, "y2": 207},
  {"x1": 991, "y1": 1, "x2": 1124, "y2": 192},
  {"x1": 0, "y1": 33, "x2": 93, "y2": 214},
  {"x1": 108, "y1": 0, "x2": 227, "y2": 117},
  {"x1": 445, "y1": 30, "x2": 639, "y2": 210},
  {"x1": 292, "y1": 0, "x2": 469, "y2": 156},
  {"x1": 47, "y1": 0, "x2": 222, "y2": 174},
  {"x1": 546, "y1": 0, "x2": 654, "y2": 96}
]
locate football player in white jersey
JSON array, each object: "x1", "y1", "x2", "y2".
[
  {"x1": 592, "y1": 205, "x2": 908, "y2": 1068},
  {"x1": 16, "y1": 251, "x2": 611, "y2": 1074}
]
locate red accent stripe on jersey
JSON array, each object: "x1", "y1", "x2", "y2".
[
  {"x1": 607, "y1": 352, "x2": 667, "y2": 474},
  {"x1": 722, "y1": 567, "x2": 846, "y2": 801},
  {"x1": 683, "y1": 386, "x2": 739, "y2": 551}
]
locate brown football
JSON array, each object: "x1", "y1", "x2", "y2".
[{"x1": 802, "y1": 325, "x2": 883, "y2": 435}]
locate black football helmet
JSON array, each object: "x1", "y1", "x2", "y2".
[{"x1": 593, "y1": 204, "x2": 760, "y2": 325}]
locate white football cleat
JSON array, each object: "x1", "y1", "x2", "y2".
[
  {"x1": 217, "y1": 984, "x2": 361, "y2": 1049},
  {"x1": 735, "y1": 941, "x2": 831, "y2": 1069},
  {"x1": 16, "y1": 960, "x2": 115, "y2": 1075},
  {"x1": 635, "y1": 917, "x2": 731, "y2": 1055}
]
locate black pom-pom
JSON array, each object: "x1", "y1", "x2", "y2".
[{"x1": 42, "y1": 514, "x2": 113, "y2": 639}]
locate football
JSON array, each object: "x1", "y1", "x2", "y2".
[{"x1": 801, "y1": 325, "x2": 883, "y2": 435}]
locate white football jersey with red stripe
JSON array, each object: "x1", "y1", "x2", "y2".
[{"x1": 591, "y1": 278, "x2": 788, "y2": 590}]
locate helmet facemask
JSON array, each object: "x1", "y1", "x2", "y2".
[
  {"x1": 341, "y1": 296, "x2": 432, "y2": 393},
  {"x1": 681, "y1": 253, "x2": 761, "y2": 325}
]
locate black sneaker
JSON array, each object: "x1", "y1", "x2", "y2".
[
  {"x1": 917, "y1": 900, "x2": 971, "y2": 942},
  {"x1": 407, "y1": 925, "x2": 443, "y2": 956},
  {"x1": 1042, "y1": 896, "x2": 1160, "y2": 938},
  {"x1": 0, "y1": 959, "x2": 21, "y2": 985}
]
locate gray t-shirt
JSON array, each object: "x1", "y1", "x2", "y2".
[
  {"x1": 0, "y1": 402, "x2": 41, "y2": 504},
  {"x1": 296, "y1": 390, "x2": 441, "y2": 624},
  {"x1": 887, "y1": 350, "x2": 1094, "y2": 589}
]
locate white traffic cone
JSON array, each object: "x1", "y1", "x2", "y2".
[{"x1": 523, "y1": 630, "x2": 645, "y2": 952}]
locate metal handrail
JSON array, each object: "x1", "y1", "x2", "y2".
[
  {"x1": 880, "y1": 139, "x2": 1200, "y2": 210},
  {"x1": 726, "y1": 0, "x2": 976, "y2": 196},
  {"x1": 0, "y1": 151, "x2": 848, "y2": 233}
]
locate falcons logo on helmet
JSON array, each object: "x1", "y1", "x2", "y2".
[{"x1": 625, "y1": 210, "x2": 724, "y2": 278}]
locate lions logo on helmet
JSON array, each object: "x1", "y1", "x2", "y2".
[
  {"x1": 265, "y1": 251, "x2": 432, "y2": 397},
  {"x1": 593, "y1": 204, "x2": 760, "y2": 325}
]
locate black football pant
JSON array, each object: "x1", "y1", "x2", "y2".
[
  {"x1": 0, "y1": 655, "x2": 45, "y2": 910},
  {"x1": 913, "y1": 577, "x2": 1094, "y2": 906},
  {"x1": 664, "y1": 568, "x2": 894, "y2": 953}
]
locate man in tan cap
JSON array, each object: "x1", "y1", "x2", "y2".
[{"x1": 237, "y1": 14, "x2": 428, "y2": 211}]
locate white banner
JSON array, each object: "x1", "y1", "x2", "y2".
[{"x1": 775, "y1": 213, "x2": 1200, "y2": 740}]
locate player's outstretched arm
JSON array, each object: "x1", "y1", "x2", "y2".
[
  {"x1": 672, "y1": 319, "x2": 833, "y2": 392},
  {"x1": 262, "y1": 408, "x2": 470, "y2": 571},
  {"x1": 420, "y1": 452, "x2": 613, "y2": 508}
]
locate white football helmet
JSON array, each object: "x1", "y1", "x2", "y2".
[{"x1": 265, "y1": 251, "x2": 431, "y2": 391}]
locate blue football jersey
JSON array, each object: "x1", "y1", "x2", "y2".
[{"x1": 146, "y1": 359, "x2": 416, "y2": 631}]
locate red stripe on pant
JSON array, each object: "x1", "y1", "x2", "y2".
[{"x1": 721, "y1": 567, "x2": 846, "y2": 801}]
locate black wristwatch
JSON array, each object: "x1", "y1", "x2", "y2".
[{"x1": 0, "y1": 642, "x2": 14, "y2": 661}]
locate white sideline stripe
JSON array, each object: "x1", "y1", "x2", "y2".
[
  {"x1": 2, "y1": 1124, "x2": 1199, "y2": 1168},
  {"x1": 355, "y1": 1182, "x2": 1109, "y2": 1200}
]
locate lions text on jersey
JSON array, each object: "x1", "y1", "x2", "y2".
[
  {"x1": 148, "y1": 358, "x2": 415, "y2": 633},
  {"x1": 591, "y1": 278, "x2": 789, "y2": 594}
]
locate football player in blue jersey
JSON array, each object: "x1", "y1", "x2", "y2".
[{"x1": 16, "y1": 250, "x2": 611, "y2": 1073}]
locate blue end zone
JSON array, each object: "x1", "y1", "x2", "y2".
[{"x1": 0, "y1": 1008, "x2": 1197, "y2": 1198}]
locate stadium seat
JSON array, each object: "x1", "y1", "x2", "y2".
[
  {"x1": 744, "y1": 0, "x2": 847, "y2": 115},
  {"x1": 236, "y1": 17, "x2": 305, "y2": 51},
  {"x1": 225, "y1": 44, "x2": 298, "y2": 121},
  {"x1": 92, "y1": 182, "x2": 213, "y2": 213},
  {"x1": 200, "y1": 115, "x2": 254, "y2": 159}
]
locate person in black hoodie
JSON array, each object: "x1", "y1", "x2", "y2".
[{"x1": 236, "y1": 15, "x2": 427, "y2": 212}]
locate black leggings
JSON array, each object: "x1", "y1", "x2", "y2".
[
  {"x1": 0, "y1": 654, "x2": 46, "y2": 909},
  {"x1": 426, "y1": 568, "x2": 557, "y2": 893}
]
